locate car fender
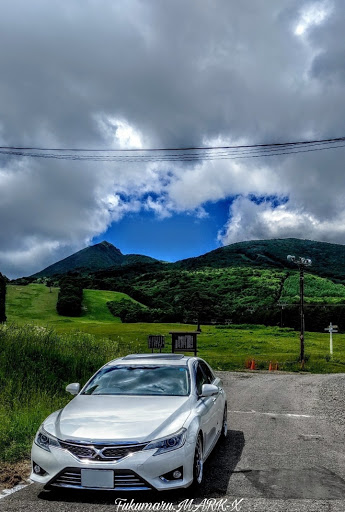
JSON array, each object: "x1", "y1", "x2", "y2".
[{"x1": 184, "y1": 414, "x2": 201, "y2": 449}]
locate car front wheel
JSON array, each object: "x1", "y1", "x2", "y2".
[{"x1": 221, "y1": 405, "x2": 228, "y2": 439}]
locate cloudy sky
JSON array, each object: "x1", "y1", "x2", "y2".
[{"x1": 1, "y1": 0, "x2": 345, "y2": 278}]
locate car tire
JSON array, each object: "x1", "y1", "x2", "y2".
[
  {"x1": 191, "y1": 434, "x2": 204, "y2": 488},
  {"x1": 220, "y1": 404, "x2": 228, "y2": 439}
]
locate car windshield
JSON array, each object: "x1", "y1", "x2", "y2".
[{"x1": 81, "y1": 365, "x2": 190, "y2": 396}]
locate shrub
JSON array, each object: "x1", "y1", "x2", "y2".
[
  {"x1": 107, "y1": 298, "x2": 133, "y2": 317},
  {"x1": 107, "y1": 299, "x2": 182, "y2": 323}
]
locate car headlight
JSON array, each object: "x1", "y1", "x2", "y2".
[
  {"x1": 34, "y1": 427, "x2": 61, "y2": 452},
  {"x1": 144, "y1": 428, "x2": 187, "y2": 456}
]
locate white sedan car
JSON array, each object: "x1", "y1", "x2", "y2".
[{"x1": 30, "y1": 353, "x2": 227, "y2": 491}]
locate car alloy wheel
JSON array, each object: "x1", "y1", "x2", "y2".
[{"x1": 193, "y1": 435, "x2": 203, "y2": 486}]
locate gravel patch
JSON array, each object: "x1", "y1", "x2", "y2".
[{"x1": 319, "y1": 374, "x2": 345, "y2": 427}]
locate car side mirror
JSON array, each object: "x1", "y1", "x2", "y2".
[
  {"x1": 66, "y1": 383, "x2": 80, "y2": 395},
  {"x1": 201, "y1": 384, "x2": 218, "y2": 397}
]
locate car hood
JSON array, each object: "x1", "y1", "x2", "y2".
[{"x1": 45, "y1": 395, "x2": 192, "y2": 443}]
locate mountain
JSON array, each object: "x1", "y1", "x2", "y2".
[
  {"x1": 32, "y1": 237, "x2": 345, "y2": 282},
  {"x1": 176, "y1": 238, "x2": 345, "y2": 282},
  {"x1": 32, "y1": 241, "x2": 158, "y2": 278}
]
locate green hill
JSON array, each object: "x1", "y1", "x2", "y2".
[
  {"x1": 31, "y1": 241, "x2": 158, "y2": 278},
  {"x1": 85, "y1": 264, "x2": 345, "y2": 330},
  {"x1": 6, "y1": 284, "x2": 140, "y2": 328},
  {"x1": 176, "y1": 238, "x2": 345, "y2": 282},
  {"x1": 4, "y1": 283, "x2": 194, "y2": 344}
]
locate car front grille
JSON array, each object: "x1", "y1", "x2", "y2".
[
  {"x1": 102, "y1": 445, "x2": 144, "y2": 459},
  {"x1": 53, "y1": 469, "x2": 82, "y2": 487},
  {"x1": 61, "y1": 444, "x2": 95, "y2": 458},
  {"x1": 60, "y1": 441, "x2": 147, "y2": 461},
  {"x1": 50, "y1": 468, "x2": 151, "y2": 490}
]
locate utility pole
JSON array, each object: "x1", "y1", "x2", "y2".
[
  {"x1": 287, "y1": 255, "x2": 312, "y2": 365},
  {"x1": 299, "y1": 264, "x2": 305, "y2": 362}
]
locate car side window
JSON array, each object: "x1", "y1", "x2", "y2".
[
  {"x1": 199, "y1": 361, "x2": 215, "y2": 384},
  {"x1": 195, "y1": 364, "x2": 207, "y2": 395}
]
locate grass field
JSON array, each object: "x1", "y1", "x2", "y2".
[
  {"x1": 2, "y1": 284, "x2": 345, "y2": 462},
  {"x1": 7, "y1": 284, "x2": 130, "y2": 326},
  {"x1": 6, "y1": 284, "x2": 345, "y2": 373}
]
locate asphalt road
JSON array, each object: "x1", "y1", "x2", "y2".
[{"x1": 1, "y1": 372, "x2": 345, "y2": 512}]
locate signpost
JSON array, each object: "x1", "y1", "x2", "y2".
[
  {"x1": 324, "y1": 323, "x2": 338, "y2": 356},
  {"x1": 170, "y1": 331, "x2": 199, "y2": 356},
  {"x1": 148, "y1": 335, "x2": 165, "y2": 353}
]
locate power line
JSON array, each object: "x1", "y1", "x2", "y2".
[
  {"x1": 2, "y1": 136, "x2": 345, "y2": 152},
  {"x1": 0, "y1": 136, "x2": 345, "y2": 162}
]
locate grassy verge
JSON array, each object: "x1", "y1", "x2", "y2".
[{"x1": 0, "y1": 324, "x2": 139, "y2": 462}]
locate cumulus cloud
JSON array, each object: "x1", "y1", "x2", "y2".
[
  {"x1": 218, "y1": 196, "x2": 345, "y2": 245},
  {"x1": 0, "y1": 0, "x2": 345, "y2": 276},
  {"x1": 167, "y1": 156, "x2": 286, "y2": 211}
]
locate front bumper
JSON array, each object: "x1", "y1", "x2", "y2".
[{"x1": 30, "y1": 438, "x2": 195, "y2": 491}]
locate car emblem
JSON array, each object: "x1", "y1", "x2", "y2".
[{"x1": 92, "y1": 447, "x2": 104, "y2": 458}]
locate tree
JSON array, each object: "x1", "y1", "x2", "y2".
[
  {"x1": 177, "y1": 290, "x2": 213, "y2": 330},
  {"x1": 56, "y1": 277, "x2": 83, "y2": 317},
  {"x1": 46, "y1": 278, "x2": 53, "y2": 293}
]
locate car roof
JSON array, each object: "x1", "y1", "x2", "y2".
[{"x1": 107, "y1": 353, "x2": 194, "y2": 367}]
